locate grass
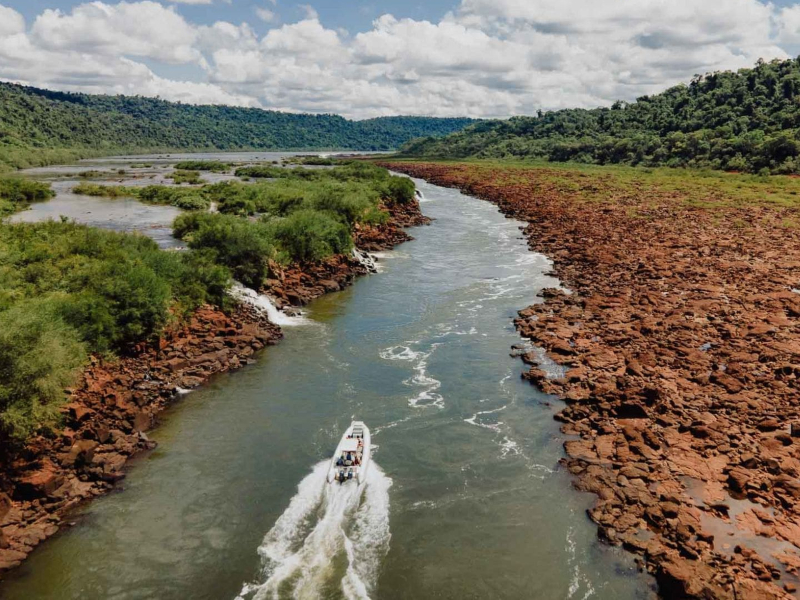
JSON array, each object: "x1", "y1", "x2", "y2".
[
  {"x1": 169, "y1": 169, "x2": 204, "y2": 185},
  {"x1": 385, "y1": 156, "x2": 800, "y2": 210}
]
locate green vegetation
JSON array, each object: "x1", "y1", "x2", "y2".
[
  {"x1": 173, "y1": 160, "x2": 231, "y2": 172},
  {"x1": 173, "y1": 163, "x2": 409, "y2": 277},
  {"x1": 0, "y1": 81, "x2": 476, "y2": 172},
  {"x1": 283, "y1": 156, "x2": 338, "y2": 166},
  {"x1": 1, "y1": 162, "x2": 411, "y2": 443},
  {"x1": 413, "y1": 158, "x2": 800, "y2": 210},
  {"x1": 71, "y1": 182, "x2": 210, "y2": 210},
  {"x1": 0, "y1": 176, "x2": 55, "y2": 216},
  {"x1": 0, "y1": 221, "x2": 230, "y2": 443},
  {"x1": 72, "y1": 182, "x2": 135, "y2": 198},
  {"x1": 169, "y1": 169, "x2": 204, "y2": 185},
  {"x1": 403, "y1": 57, "x2": 800, "y2": 174}
]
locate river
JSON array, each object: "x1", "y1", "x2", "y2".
[{"x1": 0, "y1": 161, "x2": 654, "y2": 599}]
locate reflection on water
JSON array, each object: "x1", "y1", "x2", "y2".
[{"x1": 0, "y1": 165, "x2": 655, "y2": 600}]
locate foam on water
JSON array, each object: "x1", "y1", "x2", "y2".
[
  {"x1": 237, "y1": 461, "x2": 392, "y2": 600},
  {"x1": 463, "y1": 405, "x2": 507, "y2": 432},
  {"x1": 230, "y1": 282, "x2": 309, "y2": 327}
]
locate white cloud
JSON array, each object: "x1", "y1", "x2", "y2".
[
  {"x1": 0, "y1": 5, "x2": 24, "y2": 36},
  {"x1": 0, "y1": 0, "x2": 796, "y2": 118},
  {"x1": 168, "y1": 0, "x2": 213, "y2": 4},
  {"x1": 31, "y1": 1, "x2": 201, "y2": 64},
  {"x1": 255, "y1": 7, "x2": 276, "y2": 23}
]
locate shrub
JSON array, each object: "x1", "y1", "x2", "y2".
[
  {"x1": 170, "y1": 170, "x2": 204, "y2": 185},
  {"x1": 72, "y1": 183, "x2": 136, "y2": 198},
  {"x1": 173, "y1": 160, "x2": 230, "y2": 172},
  {"x1": 270, "y1": 209, "x2": 352, "y2": 262},
  {"x1": 0, "y1": 298, "x2": 86, "y2": 443},
  {"x1": 0, "y1": 177, "x2": 55, "y2": 216},
  {"x1": 174, "y1": 212, "x2": 276, "y2": 288}
]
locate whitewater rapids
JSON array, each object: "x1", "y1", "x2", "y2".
[{"x1": 237, "y1": 461, "x2": 392, "y2": 600}]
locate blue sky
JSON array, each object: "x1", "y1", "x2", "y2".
[
  {"x1": 1, "y1": 0, "x2": 800, "y2": 118},
  {"x1": 7, "y1": 0, "x2": 458, "y2": 34}
]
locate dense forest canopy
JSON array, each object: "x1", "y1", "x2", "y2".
[
  {"x1": 402, "y1": 57, "x2": 800, "y2": 174},
  {"x1": 0, "y1": 81, "x2": 476, "y2": 172}
]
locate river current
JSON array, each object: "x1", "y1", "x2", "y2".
[{"x1": 0, "y1": 160, "x2": 653, "y2": 599}]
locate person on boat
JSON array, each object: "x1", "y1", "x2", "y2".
[{"x1": 347, "y1": 471, "x2": 353, "y2": 480}]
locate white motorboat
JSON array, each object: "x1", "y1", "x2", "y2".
[{"x1": 327, "y1": 421, "x2": 371, "y2": 484}]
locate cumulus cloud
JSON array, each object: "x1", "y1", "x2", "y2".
[
  {"x1": 255, "y1": 7, "x2": 276, "y2": 23},
  {"x1": 0, "y1": 0, "x2": 795, "y2": 118}
]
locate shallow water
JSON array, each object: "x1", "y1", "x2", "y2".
[
  {"x1": 0, "y1": 175, "x2": 654, "y2": 599},
  {"x1": 7, "y1": 151, "x2": 350, "y2": 248}
]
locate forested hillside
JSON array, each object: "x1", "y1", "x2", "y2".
[
  {"x1": 402, "y1": 57, "x2": 800, "y2": 174},
  {"x1": 0, "y1": 82, "x2": 476, "y2": 171}
]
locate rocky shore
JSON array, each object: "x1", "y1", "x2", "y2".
[
  {"x1": 0, "y1": 197, "x2": 427, "y2": 575},
  {"x1": 384, "y1": 162, "x2": 800, "y2": 599}
]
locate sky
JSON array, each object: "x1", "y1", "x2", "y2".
[{"x1": 2, "y1": 0, "x2": 800, "y2": 119}]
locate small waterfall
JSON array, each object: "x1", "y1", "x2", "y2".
[
  {"x1": 229, "y1": 282, "x2": 308, "y2": 327},
  {"x1": 351, "y1": 248, "x2": 378, "y2": 273}
]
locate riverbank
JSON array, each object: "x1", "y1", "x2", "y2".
[
  {"x1": 383, "y1": 161, "x2": 800, "y2": 599},
  {"x1": 0, "y1": 197, "x2": 427, "y2": 575}
]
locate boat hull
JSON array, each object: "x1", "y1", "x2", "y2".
[{"x1": 327, "y1": 421, "x2": 371, "y2": 485}]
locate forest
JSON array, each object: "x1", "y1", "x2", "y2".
[
  {"x1": 0, "y1": 81, "x2": 476, "y2": 172},
  {"x1": 402, "y1": 57, "x2": 800, "y2": 173}
]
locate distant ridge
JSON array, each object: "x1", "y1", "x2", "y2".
[
  {"x1": 402, "y1": 57, "x2": 800, "y2": 174},
  {"x1": 0, "y1": 81, "x2": 477, "y2": 171}
]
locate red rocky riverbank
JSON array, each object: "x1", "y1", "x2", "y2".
[
  {"x1": 384, "y1": 161, "x2": 800, "y2": 599},
  {"x1": 0, "y1": 197, "x2": 427, "y2": 575}
]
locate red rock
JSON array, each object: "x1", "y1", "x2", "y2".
[{"x1": 16, "y1": 462, "x2": 64, "y2": 499}]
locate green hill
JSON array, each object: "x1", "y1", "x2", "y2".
[
  {"x1": 402, "y1": 57, "x2": 800, "y2": 174},
  {"x1": 0, "y1": 81, "x2": 476, "y2": 172}
]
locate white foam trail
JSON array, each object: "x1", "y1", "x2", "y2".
[
  {"x1": 380, "y1": 343, "x2": 444, "y2": 409},
  {"x1": 379, "y1": 346, "x2": 423, "y2": 361},
  {"x1": 238, "y1": 461, "x2": 392, "y2": 600},
  {"x1": 464, "y1": 405, "x2": 507, "y2": 432},
  {"x1": 404, "y1": 349, "x2": 444, "y2": 409},
  {"x1": 230, "y1": 282, "x2": 308, "y2": 327}
]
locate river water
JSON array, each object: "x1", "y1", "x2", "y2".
[{"x1": 0, "y1": 167, "x2": 654, "y2": 599}]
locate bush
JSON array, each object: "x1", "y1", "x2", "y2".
[
  {"x1": 234, "y1": 165, "x2": 286, "y2": 179},
  {"x1": 72, "y1": 183, "x2": 136, "y2": 198},
  {"x1": 170, "y1": 170, "x2": 204, "y2": 185},
  {"x1": 270, "y1": 209, "x2": 352, "y2": 262},
  {"x1": 0, "y1": 177, "x2": 55, "y2": 216},
  {"x1": 0, "y1": 221, "x2": 229, "y2": 352},
  {"x1": 0, "y1": 299, "x2": 86, "y2": 442},
  {"x1": 174, "y1": 212, "x2": 276, "y2": 288},
  {"x1": 173, "y1": 160, "x2": 230, "y2": 172}
]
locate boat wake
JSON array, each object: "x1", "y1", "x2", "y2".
[{"x1": 237, "y1": 461, "x2": 392, "y2": 600}]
